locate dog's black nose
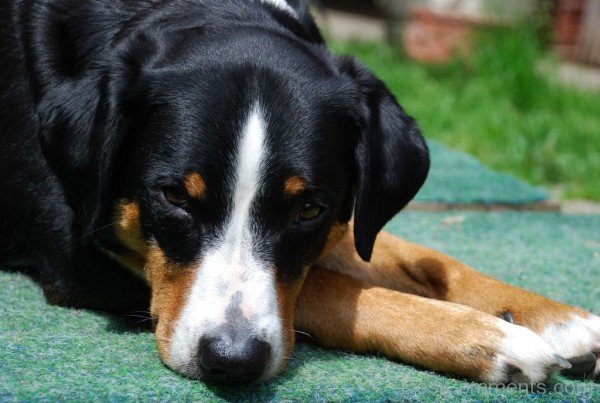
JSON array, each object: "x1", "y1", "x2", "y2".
[{"x1": 198, "y1": 334, "x2": 271, "y2": 385}]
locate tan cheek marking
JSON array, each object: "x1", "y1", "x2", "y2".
[
  {"x1": 111, "y1": 251, "x2": 147, "y2": 273},
  {"x1": 275, "y1": 267, "x2": 310, "y2": 374},
  {"x1": 184, "y1": 172, "x2": 206, "y2": 199},
  {"x1": 146, "y1": 245, "x2": 196, "y2": 363},
  {"x1": 114, "y1": 201, "x2": 148, "y2": 256},
  {"x1": 317, "y1": 222, "x2": 349, "y2": 260},
  {"x1": 283, "y1": 176, "x2": 307, "y2": 197},
  {"x1": 112, "y1": 200, "x2": 149, "y2": 277}
]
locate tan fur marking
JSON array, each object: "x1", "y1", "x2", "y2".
[
  {"x1": 319, "y1": 222, "x2": 583, "y2": 333},
  {"x1": 114, "y1": 201, "x2": 148, "y2": 256},
  {"x1": 283, "y1": 176, "x2": 307, "y2": 197},
  {"x1": 111, "y1": 251, "x2": 147, "y2": 273},
  {"x1": 146, "y1": 245, "x2": 196, "y2": 363},
  {"x1": 113, "y1": 203, "x2": 197, "y2": 365},
  {"x1": 318, "y1": 222, "x2": 349, "y2": 260},
  {"x1": 113, "y1": 201, "x2": 149, "y2": 278},
  {"x1": 275, "y1": 268, "x2": 309, "y2": 374},
  {"x1": 183, "y1": 172, "x2": 206, "y2": 199},
  {"x1": 295, "y1": 268, "x2": 502, "y2": 382}
]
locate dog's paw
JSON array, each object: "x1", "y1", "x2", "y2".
[
  {"x1": 540, "y1": 313, "x2": 600, "y2": 380},
  {"x1": 486, "y1": 320, "x2": 571, "y2": 385}
]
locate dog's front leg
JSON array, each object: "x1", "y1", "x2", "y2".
[
  {"x1": 319, "y1": 227, "x2": 600, "y2": 379},
  {"x1": 295, "y1": 268, "x2": 570, "y2": 384}
]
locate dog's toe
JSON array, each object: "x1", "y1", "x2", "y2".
[{"x1": 488, "y1": 321, "x2": 570, "y2": 385}]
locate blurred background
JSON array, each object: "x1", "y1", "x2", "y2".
[{"x1": 315, "y1": 0, "x2": 600, "y2": 203}]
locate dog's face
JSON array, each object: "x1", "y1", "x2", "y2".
[
  {"x1": 116, "y1": 67, "x2": 359, "y2": 383},
  {"x1": 48, "y1": 33, "x2": 429, "y2": 384}
]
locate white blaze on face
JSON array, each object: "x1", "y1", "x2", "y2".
[{"x1": 169, "y1": 104, "x2": 283, "y2": 378}]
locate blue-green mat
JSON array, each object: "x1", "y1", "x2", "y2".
[
  {"x1": 1, "y1": 212, "x2": 598, "y2": 401},
  {"x1": 417, "y1": 141, "x2": 549, "y2": 204}
]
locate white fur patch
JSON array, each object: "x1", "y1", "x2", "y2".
[
  {"x1": 258, "y1": 0, "x2": 297, "y2": 17},
  {"x1": 487, "y1": 320, "x2": 569, "y2": 384},
  {"x1": 541, "y1": 313, "x2": 600, "y2": 378},
  {"x1": 168, "y1": 104, "x2": 283, "y2": 380},
  {"x1": 541, "y1": 313, "x2": 600, "y2": 357}
]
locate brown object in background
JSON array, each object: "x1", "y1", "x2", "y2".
[
  {"x1": 403, "y1": 8, "x2": 473, "y2": 63},
  {"x1": 554, "y1": 0, "x2": 585, "y2": 59},
  {"x1": 555, "y1": 0, "x2": 585, "y2": 44},
  {"x1": 578, "y1": 0, "x2": 600, "y2": 65}
]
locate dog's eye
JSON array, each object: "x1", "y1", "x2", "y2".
[
  {"x1": 162, "y1": 187, "x2": 187, "y2": 208},
  {"x1": 295, "y1": 202, "x2": 323, "y2": 224}
]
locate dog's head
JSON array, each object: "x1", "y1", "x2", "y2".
[{"x1": 41, "y1": 27, "x2": 428, "y2": 384}]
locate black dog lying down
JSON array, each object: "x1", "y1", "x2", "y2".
[{"x1": 1, "y1": 0, "x2": 598, "y2": 386}]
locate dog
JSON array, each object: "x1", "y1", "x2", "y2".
[{"x1": 1, "y1": 0, "x2": 598, "y2": 386}]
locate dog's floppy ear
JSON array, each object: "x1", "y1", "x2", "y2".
[
  {"x1": 37, "y1": 74, "x2": 129, "y2": 239},
  {"x1": 338, "y1": 57, "x2": 430, "y2": 261},
  {"x1": 36, "y1": 26, "x2": 157, "y2": 240}
]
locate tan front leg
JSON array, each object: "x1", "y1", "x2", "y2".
[
  {"x1": 319, "y1": 225, "x2": 600, "y2": 379},
  {"x1": 295, "y1": 268, "x2": 569, "y2": 384}
]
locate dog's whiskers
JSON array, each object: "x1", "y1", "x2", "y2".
[
  {"x1": 124, "y1": 314, "x2": 151, "y2": 319},
  {"x1": 77, "y1": 220, "x2": 121, "y2": 241},
  {"x1": 127, "y1": 310, "x2": 152, "y2": 317},
  {"x1": 294, "y1": 329, "x2": 315, "y2": 340}
]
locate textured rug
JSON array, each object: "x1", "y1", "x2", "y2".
[
  {"x1": 1, "y1": 211, "x2": 598, "y2": 401},
  {"x1": 415, "y1": 141, "x2": 549, "y2": 205}
]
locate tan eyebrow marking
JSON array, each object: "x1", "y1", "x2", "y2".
[
  {"x1": 183, "y1": 172, "x2": 206, "y2": 199},
  {"x1": 283, "y1": 176, "x2": 307, "y2": 197}
]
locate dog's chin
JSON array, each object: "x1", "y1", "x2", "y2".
[{"x1": 158, "y1": 346, "x2": 291, "y2": 386}]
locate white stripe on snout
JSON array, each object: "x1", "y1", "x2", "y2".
[
  {"x1": 169, "y1": 104, "x2": 283, "y2": 380},
  {"x1": 229, "y1": 106, "x2": 264, "y2": 258}
]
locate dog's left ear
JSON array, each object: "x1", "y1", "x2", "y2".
[
  {"x1": 337, "y1": 57, "x2": 430, "y2": 261},
  {"x1": 37, "y1": 30, "x2": 156, "y2": 240},
  {"x1": 37, "y1": 76, "x2": 128, "y2": 239}
]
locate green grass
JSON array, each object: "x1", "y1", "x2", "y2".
[{"x1": 331, "y1": 27, "x2": 600, "y2": 200}]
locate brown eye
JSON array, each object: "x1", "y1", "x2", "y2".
[
  {"x1": 296, "y1": 202, "x2": 323, "y2": 223},
  {"x1": 163, "y1": 187, "x2": 187, "y2": 207}
]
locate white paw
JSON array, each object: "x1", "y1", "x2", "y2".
[
  {"x1": 487, "y1": 320, "x2": 571, "y2": 385},
  {"x1": 541, "y1": 313, "x2": 600, "y2": 379}
]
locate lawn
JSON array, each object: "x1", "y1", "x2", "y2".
[{"x1": 331, "y1": 27, "x2": 600, "y2": 201}]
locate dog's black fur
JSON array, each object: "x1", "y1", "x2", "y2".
[{"x1": 0, "y1": 0, "x2": 428, "y2": 316}]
